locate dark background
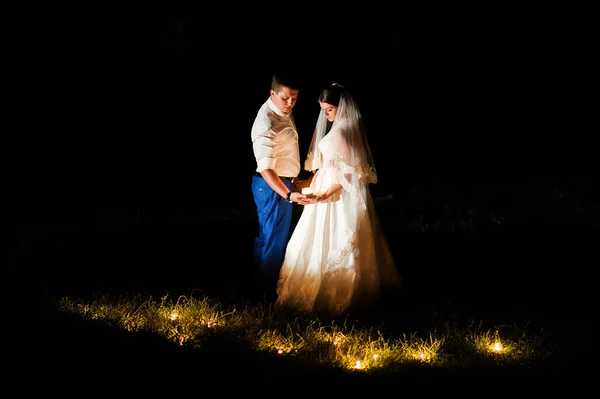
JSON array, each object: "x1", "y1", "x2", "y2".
[
  {"x1": 30, "y1": 13, "x2": 594, "y2": 223},
  {"x1": 25, "y1": 12, "x2": 594, "y2": 222},
  {"x1": 19, "y1": 12, "x2": 596, "y2": 303}
]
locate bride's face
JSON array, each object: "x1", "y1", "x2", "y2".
[{"x1": 319, "y1": 102, "x2": 338, "y2": 122}]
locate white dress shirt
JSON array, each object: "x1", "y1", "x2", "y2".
[{"x1": 251, "y1": 97, "x2": 301, "y2": 178}]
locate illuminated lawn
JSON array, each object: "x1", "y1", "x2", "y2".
[{"x1": 51, "y1": 291, "x2": 548, "y2": 373}]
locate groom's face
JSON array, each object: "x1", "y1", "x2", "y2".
[{"x1": 271, "y1": 87, "x2": 299, "y2": 115}]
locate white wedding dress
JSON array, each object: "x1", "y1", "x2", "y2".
[{"x1": 275, "y1": 124, "x2": 401, "y2": 316}]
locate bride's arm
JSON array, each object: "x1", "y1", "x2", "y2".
[{"x1": 317, "y1": 183, "x2": 343, "y2": 201}]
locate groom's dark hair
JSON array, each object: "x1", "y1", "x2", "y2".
[{"x1": 272, "y1": 72, "x2": 301, "y2": 93}]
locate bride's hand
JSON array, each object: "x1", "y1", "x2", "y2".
[
  {"x1": 297, "y1": 193, "x2": 318, "y2": 205},
  {"x1": 317, "y1": 192, "x2": 331, "y2": 202}
]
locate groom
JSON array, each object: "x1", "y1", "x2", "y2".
[{"x1": 250, "y1": 72, "x2": 313, "y2": 300}]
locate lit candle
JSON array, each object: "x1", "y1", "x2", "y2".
[{"x1": 301, "y1": 187, "x2": 313, "y2": 195}]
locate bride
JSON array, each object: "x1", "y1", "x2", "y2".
[{"x1": 275, "y1": 83, "x2": 401, "y2": 316}]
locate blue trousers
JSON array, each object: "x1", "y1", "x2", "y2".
[{"x1": 251, "y1": 175, "x2": 293, "y2": 283}]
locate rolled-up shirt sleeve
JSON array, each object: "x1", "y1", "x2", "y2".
[{"x1": 253, "y1": 129, "x2": 279, "y2": 172}]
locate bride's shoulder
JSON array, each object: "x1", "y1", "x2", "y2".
[{"x1": 331, "y1": 119, "x2": 350, "y2": 133}]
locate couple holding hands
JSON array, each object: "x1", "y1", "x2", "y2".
[{"x1": 251, "y1": 73, "x2": 401, "y2": 317}]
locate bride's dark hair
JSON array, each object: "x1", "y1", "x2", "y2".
[{"x1": 318, "y1": 83, "x2": 345, "y2": 106}]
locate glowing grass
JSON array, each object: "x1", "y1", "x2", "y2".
[{"x1": 53, "y1": 291, "x2": 550, "y2": 374}]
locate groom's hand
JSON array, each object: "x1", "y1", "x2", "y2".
[{"x1": 297, "y1": 193, "x2": 317, "y2": 205}]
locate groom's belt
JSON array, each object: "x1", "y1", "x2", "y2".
[{"x1": 254, "y1": 172, "x2": 293, "y2": 181}]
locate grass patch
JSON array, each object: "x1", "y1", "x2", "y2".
[{"x1": 51, "y1": 290, "x2": 552, "y2": 376}]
